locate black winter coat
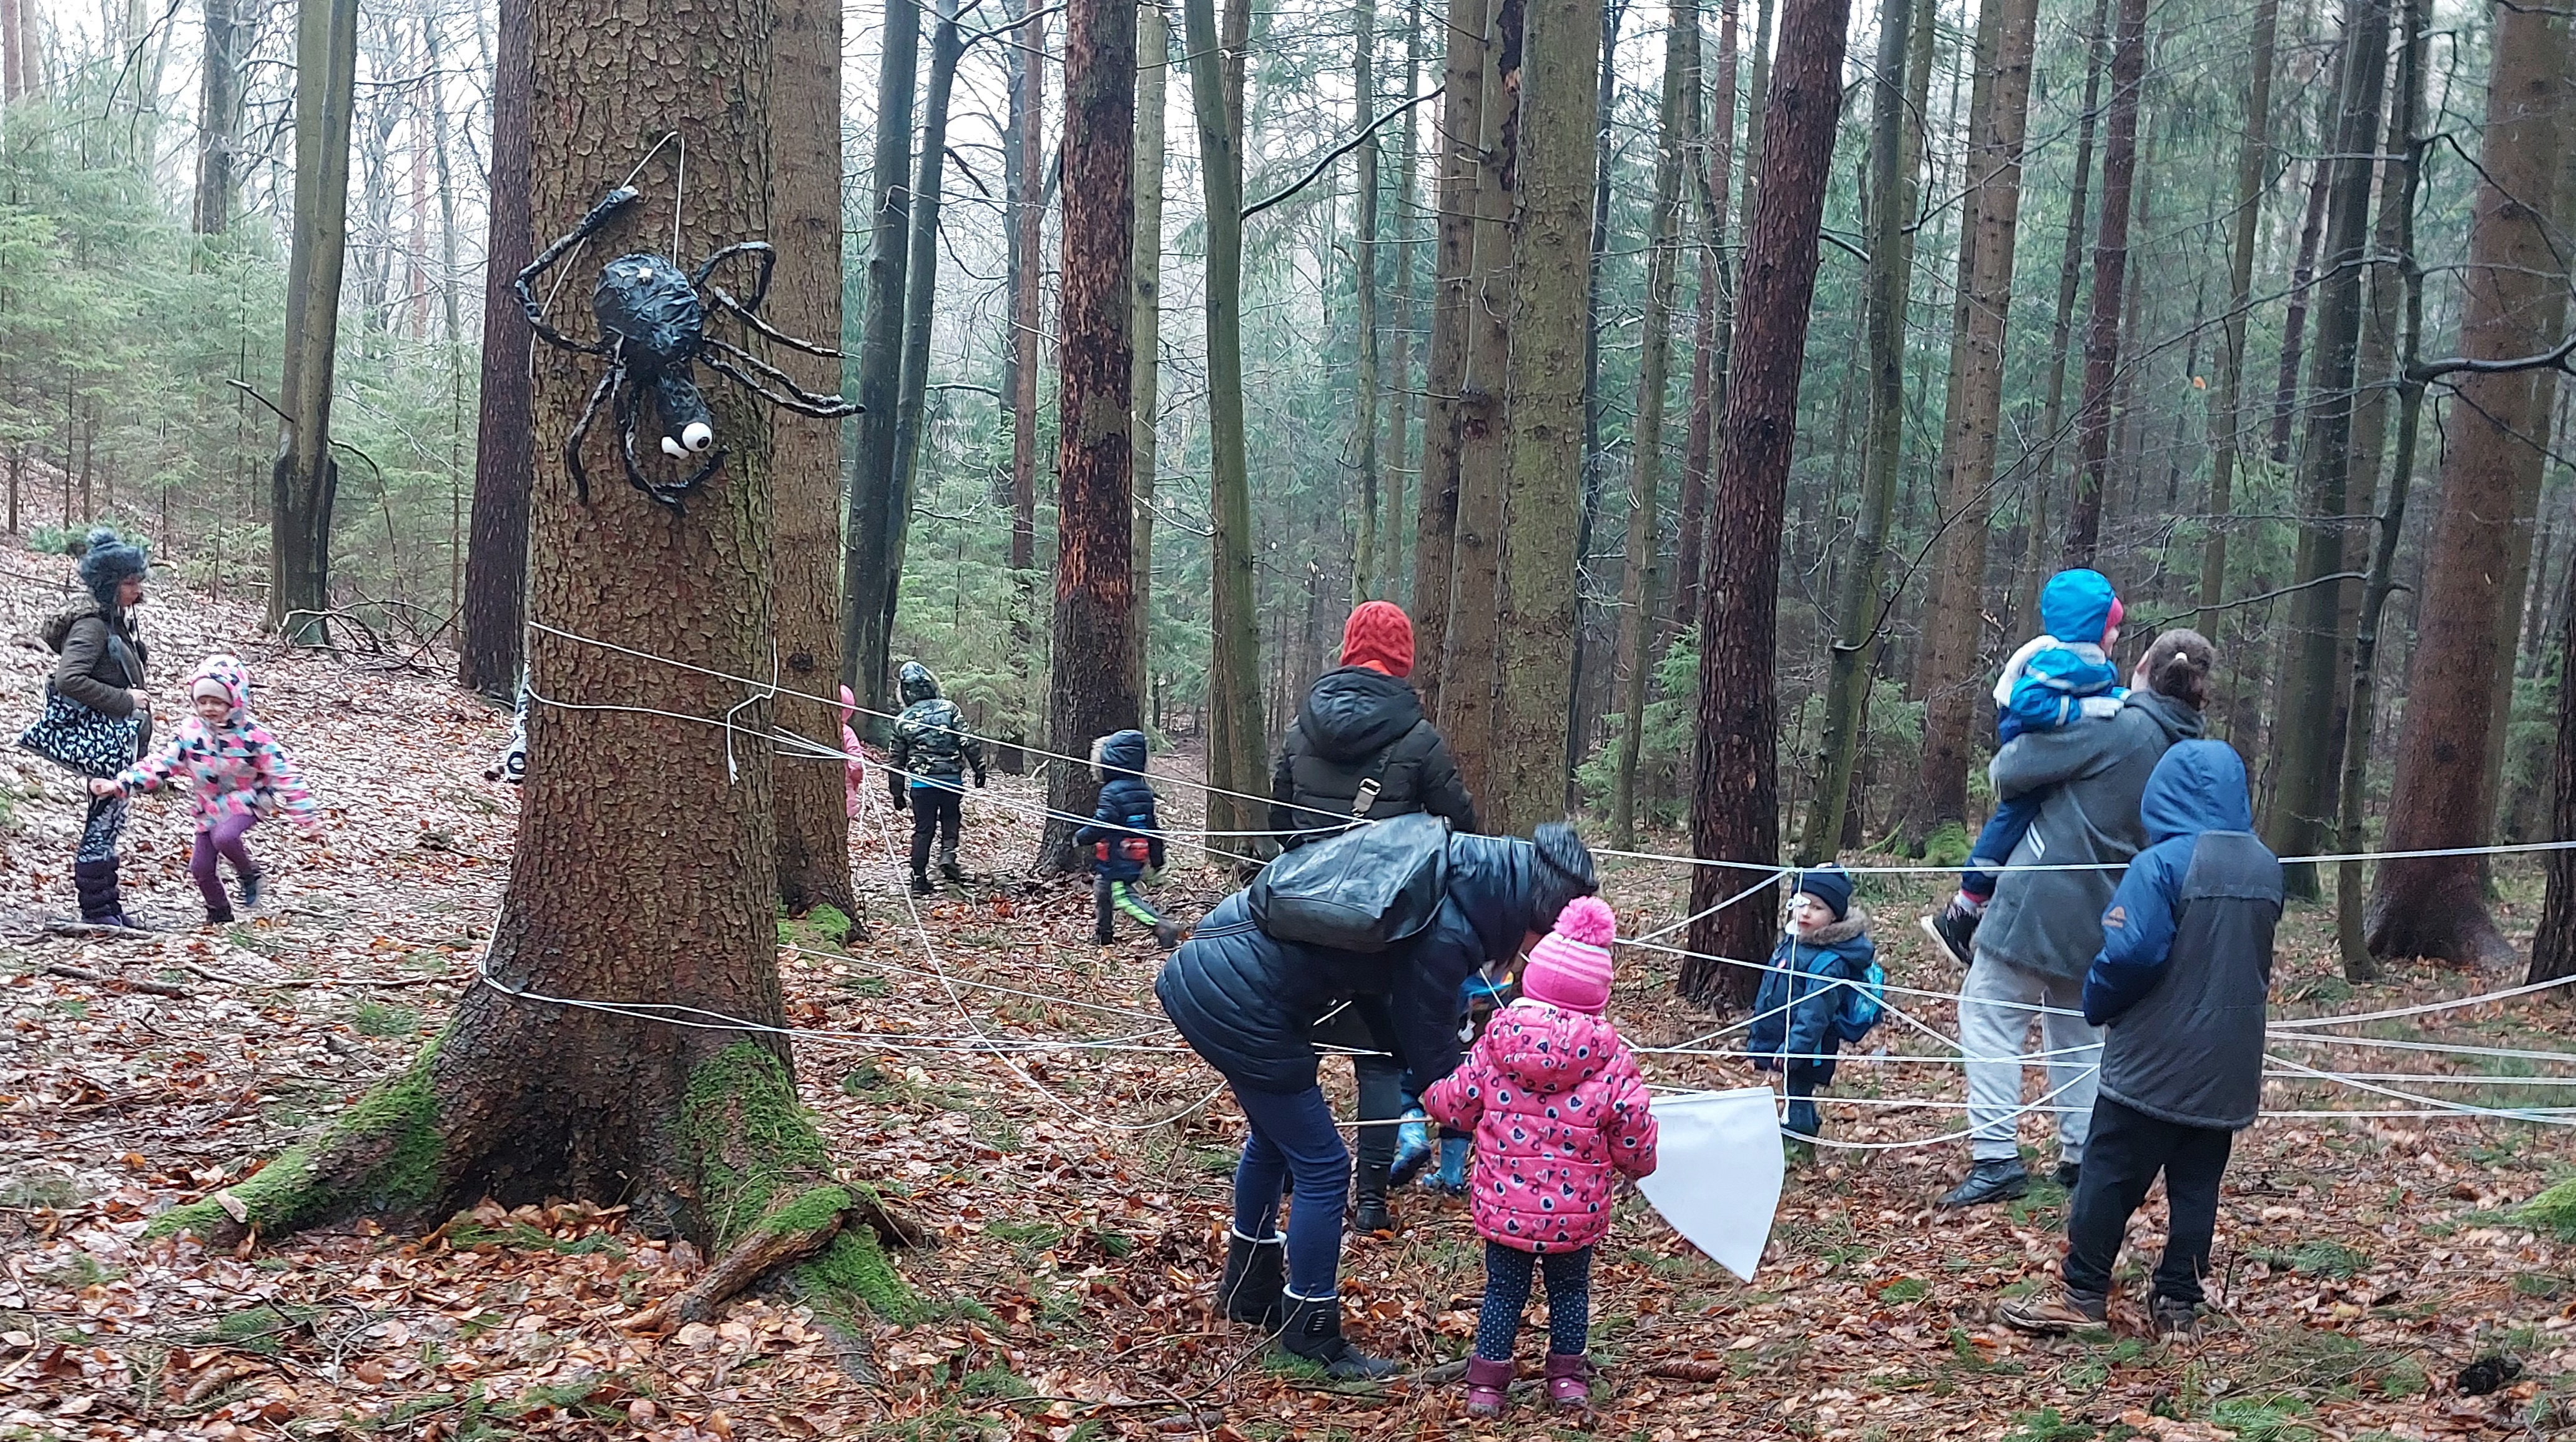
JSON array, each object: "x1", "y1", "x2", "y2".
[
  {"x1": 1074, "y1": 729, "x2": 1166, "y2": 881},
  {"x1": 1269, "y1": 666, "x2": 1477, "y2": 848},
  {"x1": 1155, "y1": 831, "x2": 1538, "y2": 1094}
]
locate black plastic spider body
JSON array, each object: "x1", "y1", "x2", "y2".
[{"x1": 514, "y1": 185, "x2": 859, "y2": 511}]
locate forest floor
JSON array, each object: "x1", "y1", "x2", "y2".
[{"x1": 4, "y1": 545, "x2": 2576, "y2": 1441}]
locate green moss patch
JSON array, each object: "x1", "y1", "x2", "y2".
[{"x1": 148, "y1": 1042, "x2": 448, "y2": 1242}]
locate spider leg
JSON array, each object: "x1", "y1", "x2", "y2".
[
  {"x1": 691, "y1": 240, "x2": 777, "y2": 312},
  {"x1": 611, "y1": 379, "x2": 667, "y2": 505},
  {"x1": 704, "y1": 343, "x2": 863, "y2": 419},
  {"x1": 564, "y1": 363, "x2": 622, "y2": 505},
  {"x1": 703, "y1": 285, "x2": 844, "y2": 358},
  {"x1": 513, "y1": 185, "x2": 641, "y2": 355}
]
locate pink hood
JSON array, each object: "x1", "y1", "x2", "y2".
[{"x1": 1423, "y1": 999, "x2": 1658, "y2": 1253}]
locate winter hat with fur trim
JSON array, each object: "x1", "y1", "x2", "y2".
[{"x1": 1522, "y1": 895, "x2": 1618, "y2": 1014}]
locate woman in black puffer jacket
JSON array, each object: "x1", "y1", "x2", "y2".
[
  {"x1": 42, "y1": 530, "x2": 153, "y2": 926},
  {"x1": 1157, "y1": 822, "x2": 1596, "y2": 1378}
]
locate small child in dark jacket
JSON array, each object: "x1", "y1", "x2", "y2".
[
  {"x1": 1747, "y1": 866, "x2": 1878, "y2": 1145},
  {"x1": 1074, "y1": 729, "x2": 1186, "y2": 949},
  {"x1": 1999, "y1": 740, "x2": 2281, "y2": 1338}
]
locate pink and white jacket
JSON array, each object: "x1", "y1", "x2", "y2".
[
  {"x1": 116, "y1": 655, "x2": 318, "y2": 832},
  {"x1": 838, "y1": 686, "x2": 869, "y2": 819},
  {"x1": 1423, "y1": 997, "x2": 1658, "y2": 1253}
]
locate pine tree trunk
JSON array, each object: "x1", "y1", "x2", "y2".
[
  {"x1": 157, "y1": 0, "x2": 905, "y2": 1328},
  {"x1": 1412, "y1": 0, "x2": 1501, "y2": 714},
  {"x1": 2197, "y1": 0, "x2": 2278, "y2": 755},
  {"x1": 1563, "y1": 0, "x2": 1625, "y2": 809},
  {"x1": 2032, "y1": 0, "x2": 2107, "y2": 531},
  {"x1": 1182, "y1": 0, "x2": 1264, "y2": 842},
  {"x1": 1131, "y1": 0, "x2": 1169, "y2": 704},
  {"x1": 1608, "y1": 0, "x2": 1693, "y2": 849},
  {"x1": 839, "y1": 0, "x2": 919, "y2": 713},
  {"x1": 1674, "y1": 0, "x2": 1734, "y2": 644},
  {"x1": 1385, "y1": 4, "x2": 1424, "y2": 600},
  {"x1": 193, "y1": 0, "x2": 244, "y2": 234},
  {"x1": 885, "y1": 0, "x2": 965, "y2": 653},
  {"x1": 2059, "y1": 0, "x2": 2144, "y2": 563},
  {"x1": 1, "y1": 0, "x2": 21, "y2": 107},
  {"x1": 1681, "y1": 0, "x2": 1850, "y2": 1006},
  {"x1": 458, "y1": 0, "x2": 531, "y2": 697},
  {"x1": 1434, "y1": 0, "x2": 1523, "y2": 807},
  {"x1": 270, "y1": 0, "x2": 360, "y2": 643},
  {"x1": 1488, "y1": 0, "x2": 1600, "y2": 834},
  {"x1": 1799, "y1": 0, "x2": 1917, "y2": 864},
  {"x1": 2368, "y1": 1, "x2": 2574, "y2": 968},
  {"x1": 1038, "y1": 0, "x2": 1144, "y2": 871},
  {"x1": 2529, "y1": 539, "x2": 2576, "y2": 984},
  {"x1": 2264, "y1": 0, "x2": 2390, "y2": 897},
  {"x1": 1351, "y1": 0, "x2": 1384, "y2": 602},
  {"x1": 2269, "y1": 151, "x2": 2334, "y2": 464},
  {"x1": 1006, "y1": 1, "x2": 1045, "y2": 663},
  {"x1": 2333, "y1": 0, "x2": 2424, "y2": 982},
  {"x1": 771, "y1": 0, "x2": 858, "y2": 919}
]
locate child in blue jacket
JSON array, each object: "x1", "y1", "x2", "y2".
[
  {"x1": 1923, "y1": 569, "x2": 2125, "y2": 966},
  {"x1": 1074, "y1": 729, "x2": 1185, "y2": 949},
  {"x1": 1748, "y1": 866, "x2": 1879, "y2": 1145}
]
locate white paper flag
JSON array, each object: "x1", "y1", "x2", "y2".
[{"x1": 1633, "y1": 1087, "x2": 1785, "y2": 1282}]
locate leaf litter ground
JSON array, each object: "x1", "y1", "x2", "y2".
[{"x1": 1, "y1": 551, "x2": 2574, "y2": 1440}]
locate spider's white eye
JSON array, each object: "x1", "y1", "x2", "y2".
[
  {"x1": 661, "y1": 436, "x2": 687, "y2": 459},
  {"x1": 682, "y1": 422, "x2": 714, "y2": 453}
]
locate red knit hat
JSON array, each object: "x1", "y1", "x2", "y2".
[
  {"x1": 1522, "y1": 896, "x2": 1618, "y2": 1015},
  {"x1": 1340, "y1": 601, "x2": 1416, "y2": 679}
]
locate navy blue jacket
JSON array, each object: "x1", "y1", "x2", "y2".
[
  {"x1": 1074, "y1": 730, "x2": 1165, "y2": 882},
  {"x1": 1746, "y1": 910, "x2": 1876, "y2": 1085},
  {"x1": 1155, "y1": 831, "x2": 1540, "y2": 1094},
  {"x1": 2084, "y1": 741, "x2": 2281, "y2": 1130}
]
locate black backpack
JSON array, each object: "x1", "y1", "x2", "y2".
[{"x1": 1249, "y1": 812, "x2": 1450, "y2": 953}]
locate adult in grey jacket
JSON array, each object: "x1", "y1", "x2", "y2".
[
  {"x1": 43, "y1": 529, "x2": 152, "y2": 926},
  {"x1": 1998, "y1": 740, "x2": 2281, "y2": 1336},
  {"x1": 1937, "y1": 629, "x2": 2215, "y2": 1208}
]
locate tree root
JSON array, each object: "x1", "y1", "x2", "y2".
[{"x1": 624, "y1": 1197, "x2": 847, "y2": 1332}]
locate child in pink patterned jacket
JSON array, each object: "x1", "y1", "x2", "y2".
[
  {"x1": 1425, "y1": 895, "x2": 1657, "y2": 1418},
  {"x1": 89, "y1": 655, "x2": 317, "y2": 924}
]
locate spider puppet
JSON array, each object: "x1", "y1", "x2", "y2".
[{"x1": 514, "y1": 184, "x2": 858, "y2": 510}]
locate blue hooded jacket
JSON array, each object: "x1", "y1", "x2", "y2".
[
  {"x1": 2000, "y1": 569, "x2": 2123, "y2": 741},
  {"x1": 1746, "y1": 907, "x2": 1877, "y2": 1085},
  {"x1": 2083, "y1": 740, "x2": 2284, "y2": 1130},
  {"x1": 1074, "y1": 729, "x2": 1164, "y2": 881}
]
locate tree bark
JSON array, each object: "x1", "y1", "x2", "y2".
[
  {"x1": 2060, "y1": 0, "x2": 2144, "y2": 565},
  {"x1": 840, "y1": 0, "x2": 920, "y2": 714},
  {"x1": 1674, "y1": 0, "x2": 1738, "y2": 644},
  {"x1": 1351, "y1": 0, "x2": 1385, "y2": 602},
  {"x1": 1563, "y1": 0, "x2": 1626, "y2": 809},
  {"x1": 2529, "y1": 538, "x2": 2576, "y2": 984},
  {"x1": 772, "y1": 0, "x2": 857, "y2": 919},
  {"x1": 1131, "y1": 0, "x2": 1169, "y2": 704},
  {"x1": 1412, "y1": 0, "x2": 1501, "y2": 714},
  {"x1": 157, "y1": 0, "x2": 903, "y2": 1326},
  {"x1": 458, "y1": 0, "x2": 532, "y2": 697},
  {"x1": 2333, "y1": 0, "x2": 2424, "y2": 982},
  {"x1": 269, "y1": 0, "x2": 360, "y2": 643},
  {"x1": 1006, "y1": 0, "x2": 1045, "y2": 674},
  {"x1": 1609, "y1": 0, "x2": 1694, "y2": 849},
  {"x1": 193, "y1": 0, "x2": 245, "y2": 234},
  {"x1": 2030, "y1": 0, "x2": 2108, "y2": 550},
  {"x1": 1, "y1": 0, "x2": 21, "y2": 107},
  {"x1": 1681, "y1": 0, "x2": 1851, "y2": 1005},
  {"x1": 1182, "y1": 0, "x2": 1264, "y2": 842},
  {"x1": 2263, "y1": 0, "x2": 2390, "y2": 897},
  {"x1": 2368, "y1": 0, "x2": 2574, "y2": 969},
  {"x1": 1038, "y1": 0, "x2": 1143, "y2": 871},
  {"x1": 1488, "y1": 0, "x2": 1601, "y2": 835},
  {"x1": 1433, "y1": 0, "x2": 1523, "y2": 807},
  {"x1": 1799, "y1": 0, "x2": 1919, "y2": 864},
  {"x1": 2269, "y1": 151, "x2": 2334, "y2": 464},
  {"x1": 1385, "y1": 2, "x2": 1425, "y2": 600},
  {"x1": 883, "y1": 0, "x2": 965, "y2": 678}
]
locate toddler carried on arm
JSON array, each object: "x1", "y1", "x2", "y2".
[{"x1": 1922, "y1": 569, "x2": 2123, "y2": 967}]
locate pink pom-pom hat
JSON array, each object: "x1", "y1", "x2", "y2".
[{"x1": 1522, "y1": 895, "x2": 1618, "y2": 1014}]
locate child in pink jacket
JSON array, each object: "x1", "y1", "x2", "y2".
[
  {"x1": 90, "y1": 654, "x2": 317, "y2": 924},
  {"x1": 1425, "y1": 895, "x2": 1657, "y2": 1416}
]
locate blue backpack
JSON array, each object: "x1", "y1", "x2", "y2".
[{"x1": 1831, "y1": 957, "x2": 1886, "y2": 1045}]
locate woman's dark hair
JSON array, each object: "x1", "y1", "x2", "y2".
[
  {"x1": 2141, "y1": 628, "x2": 2215, "y2": 711},
  {"x1": 1528, "y1": 822, "x2": 1600, "y2": 932}
]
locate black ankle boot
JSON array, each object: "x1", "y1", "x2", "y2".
[
  {"x1": 1278, "y1": 1290, "x2": 1399, "y2": 1380},
  {"x1": 71, "y1": 859, "x2": 139, "y2": 929},
  {"x1": 1215, "y1": 1229, "x2": 1284, "y2": 1326}
]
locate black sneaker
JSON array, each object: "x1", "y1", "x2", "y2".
[
  {"x1": 1937, "y1": 1158, "x2": 2031, "y2": 1208},
  {"x1": 909, "y1": 873, "x2": 934, "y2": 897},
  {"x1": 2152, "y1": 1297, "x2": 2203, "y2": 1340},
  {"x1": 1919, "y1": 901, "x2": 1982, "y2": 967},
  {"x1": 940, "y1": 860, "x2": 965, "y2": 882}
]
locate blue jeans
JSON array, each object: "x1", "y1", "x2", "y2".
[
  {"x1": 1229, "y1": 1082, "x2": 1350, "y2": 1297},
  {"x1": 1964, "y1": 793, "x2": 2042, "y2": 899}
]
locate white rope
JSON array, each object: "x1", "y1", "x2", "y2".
[{"x1": 2269, "y1": 970, "x2": 2576, "y2": 1028}]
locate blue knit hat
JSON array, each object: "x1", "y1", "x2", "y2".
[
  {"x1": 76, "y1": 528, "x2": 149, "y2": 608},
  {"x1": 1790, "y1": 866, "x2": 1854, "y2": 922}
]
